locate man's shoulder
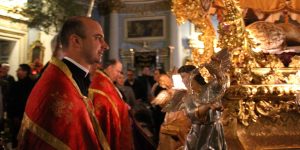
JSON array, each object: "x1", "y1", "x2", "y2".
[
  {"x1": 40, "y1": 64, "x2": 66, "y2": 80},
  {"x1": 30, "y1": 75, "x2": 80, "y2": 105},
  {"x1": 35, "y1": 64, "x2": 75, "y2": 91},
  {"x1": 90, "y1": 72, "x2": 112, "y2": 88}
]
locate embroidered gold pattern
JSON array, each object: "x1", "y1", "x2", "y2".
[{"x1": 50, "y1": 92, "x2": 73, "y2": 124}]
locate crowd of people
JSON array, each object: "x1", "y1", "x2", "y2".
[
  {"x1": 0, "y1": 16, "x2": 228, "y2": 150},
  {"x1": 0, "y1": 63, "x2": 36, "y2": 149}
]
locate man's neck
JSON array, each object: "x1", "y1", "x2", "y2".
[
  {"x1": 128, "y1": 79, "x2": 134, "y2": 82},
  {"x1": 64, "y1": 57, "x2": 90, "y2": 77},
  {"x1": 103, "y1": 69, "x2": 112, "y2": 79}
]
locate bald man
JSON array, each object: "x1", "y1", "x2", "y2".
[
  {"x1": 89, "y1": 59, "x2": 134, "y2": 150},
  {"x1": 18, "y1": 16, "x2": 110, "y2": 150}
]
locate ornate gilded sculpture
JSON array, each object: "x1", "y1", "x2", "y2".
[{"x1": 171, "y1": 0, "x2": 300, "y2": 149}]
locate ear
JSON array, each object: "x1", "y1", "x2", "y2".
[
  {"x1": 69, "y1": 34, "x2": 82, "y2": 48},
  {"x1": 107, "y1": 65, "x2": 113, "y2": 71}
]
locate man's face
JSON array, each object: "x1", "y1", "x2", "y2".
[
  {"x1": 116, "y1": 73, "x2": 125, "y2": 85},
  {"x1": 16, "y1": 68, "x2": 27, "y2": 80},
  {"x1": 2, "y1": 66, "x2": 9, "y2": 75},
  {"x1": 108, "y1": 62, "x2": 122, "y2": 82},
  {"x1": 142, "y1": 67, "x2": 151, "y2": 76},
  {"x1": 81, "y1": 20, "x2": 109, "y2": 65},
  {"x1": 127, "y1": 71, "x2": 134, "y2": 81}
]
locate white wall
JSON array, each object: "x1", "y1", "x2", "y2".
[{"x1": 40, "y1": 32, "x2": 56, "y2": 64}]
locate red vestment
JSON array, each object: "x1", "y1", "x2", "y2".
[
  {"x1": 89, "y1": 70, "x2": 133, "y2": 150},
  {"x1": 18, "y1": 58, "x2": 109, "y2": 150}
]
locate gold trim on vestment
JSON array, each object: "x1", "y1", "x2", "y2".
[
  {"x1": 96, "y1": 70, "x2": 114, "y2": 85},
  {"x1": 19, "y1": 113, "x2": 71, "y2": 150},
  {"x1": 85, "y1": 96, "x2": 111, "y2": 150},
  {"x1": 50, "y1": 57, "x2": 82, "y2": 96},
  {"x1": 96, "y1": 70, "x2": 124, "y2": 99},
  {"x1": 89, "y1": 88, "x2": 122, "y2": 131}
]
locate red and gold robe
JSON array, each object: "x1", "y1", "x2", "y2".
[
  {"x1": 89, "y1": 70, "x2": 133, "y2": 150},
  {"x1": 18, "y1": 58, "x2": 109, "y2": 150}
]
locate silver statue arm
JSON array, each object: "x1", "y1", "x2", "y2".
[{"x1": 161, "y1": 89, "x2": 187, "y2": 112}]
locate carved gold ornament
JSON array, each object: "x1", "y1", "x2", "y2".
[{"x1": 172, "y1": 0, "x2": 300, "y2": 128}]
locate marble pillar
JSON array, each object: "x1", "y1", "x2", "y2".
[
  {"x1": 169, "y1": 13, "x2": 183, "y2": 68},
  {"x1": 109, "y1": 10, "x2": 119, "y2": 59}
]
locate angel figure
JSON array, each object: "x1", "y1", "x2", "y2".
[
  {"x1": 162, "y1": 48, "x2": 231, "y2": 150},
  {"x1": 151, "y1": 73, "x2": 191, "y2": 150}
]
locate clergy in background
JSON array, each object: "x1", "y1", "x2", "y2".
[{"x1": 89, "y1": 59, "x2": 133, "y2": 150}]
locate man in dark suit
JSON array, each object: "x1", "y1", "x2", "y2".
[
  {"x1": 138, "y1": 66, "x2": 155, "y2": 103},
  {"x1": 125, "y1": 69, "x2": 144, "y2": 101},
  {"x1": 7, "y1": 64, "x2": 35, "y2": 148}
]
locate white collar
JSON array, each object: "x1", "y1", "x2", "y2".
[{"x1": 63, "y1": 57, "x2": 89, "y2": 77}]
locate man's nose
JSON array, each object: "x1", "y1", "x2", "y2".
[{"x1": 102, "y1": 41, "x2": 109, "y2": 50}]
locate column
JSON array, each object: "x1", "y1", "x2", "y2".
[
  {"x1": 109, "y1": 10, "x2": 119, "y2": 59},
  {"x1": 169, "y1": 13, "x2": 183, "y2": 68}
]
